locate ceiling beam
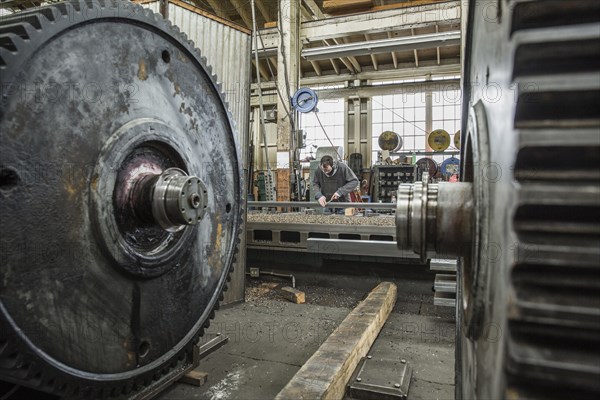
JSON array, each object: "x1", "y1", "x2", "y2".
[
  {"x1": 255, "y1": 0, "x2": 271, "y2": 22},
  {"x1": 337, "y1": 37, "x2": 361, "y2": 73},
  {"x1": 371, "y1": 0, "x2": 450, "y2": 12},
  {"x1": 252, "y1": 59, "x2": 270, "y2": 81},
  {"x1": 387, "y1": 32, "x2": 398, "y2": 69},
  {"x1": 411, "y1": 28, "x2": 419, "y2": 67},
  {"x1": 322, "y1": 0, "x2": 373, "y2": 14},
  {"x1": 323, "y1": 39, "x2": 355, "y2": 73},
  {"x1": 254, "y1": 2, "x2": 460, "y2": 51},
  {"x1": 251, "y1": 75, "x2": 461, "y2": 106},
  {"x1": 365, "y1": 34, "x2": 378, "y2": 71},
  {"x1": 229, "y1": 0, "x2": 254, "y2": 29},
  {"x1": 301, "y1": 1, "x2": 460, "y2": 42},
  {"x1": 309, "y1": 60, "x2": 322, "y2": 76},
  {"x1": 202, "y1": 0, "x2": 228, "y2": 19},
  {"x1": 302, "y1": 0, "x2": 325, "y2": 19},
  {"x1": 330, "y1": 58, "x2": 341, "y2": 75},
  {"x1": 268, "y1": 56, "x2": 278, "y2": 78},
  {"x1": 303, "y1": 31, "x2": 460, "y2": 61}
]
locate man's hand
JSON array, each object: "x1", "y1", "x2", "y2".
[
  {"x1": 318, "y1": 196, "x2": 327, "y2": 207},
  {"x1": 331, "y1": 192, "x2": 340, "y2": 201}
]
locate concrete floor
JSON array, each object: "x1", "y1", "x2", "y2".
[{"x1": 157, "y1": 270, "x2": 455, "y2": 400}]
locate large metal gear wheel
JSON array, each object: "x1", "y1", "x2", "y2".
[
  {"x1": 0, "y1": 0, "x2": 242, "y2": 398},
  {"x1": 394, "y1": 1, "x2": 599, "y2": 398},
  {"x1": 458, "y1": 1, "x2": 600, "y2": 398}
]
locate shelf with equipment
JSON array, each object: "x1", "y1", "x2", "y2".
[{"x1": 371, "y1": 164, "x2": 416, "y2": 203}]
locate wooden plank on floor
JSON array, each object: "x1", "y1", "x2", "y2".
[{"x1": 275, "y1": 282, "x2": 397, "y2": 400}]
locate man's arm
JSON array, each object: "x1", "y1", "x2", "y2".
[{"x1": 335, "y1": 164, "x2": 359, "y2": 197}]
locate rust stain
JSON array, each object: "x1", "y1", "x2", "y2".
[
  {"x1": 215, "y1": 223, "x2": 222, "y2": 252},
  {"x1": 65, "y1": 182, "x2": 77, "y2": 199},
  {"x1": 137, "y1": 58, "x2": 148, "y2": 81},
  {"x1": 91, "y1": 174, "x2": 99, "y2": 191},
  {"x1": 174, "y1": 83, "x2": 181, "y2": 95}
]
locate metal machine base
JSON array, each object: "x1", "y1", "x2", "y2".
[{"x1": 131, "y1": 334, "x2": 229, "y2": 400}]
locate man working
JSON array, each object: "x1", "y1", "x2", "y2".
[{"x1": 313, "y1": 155, "x2": 359, "y2": 207}]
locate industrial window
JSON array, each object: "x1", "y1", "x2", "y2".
[
  {"x1": 371, "y1": 88, "x2": 462, "y2": 166},
  {"x1": 431, "y1": 89, "x2": 462, "y2": 164},
  {"x1": 371, "y1": 92, "x2": 427, "y2": 163},
  {"x1": 299, "y1": 97, "x2": 345, "y2": 161}
]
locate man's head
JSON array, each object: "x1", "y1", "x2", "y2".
[{"x1": 320, "y1": 155, "x2": 336, "y2": 176}]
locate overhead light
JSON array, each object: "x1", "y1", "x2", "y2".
[{"x1": 302, "y1": 31, "x2": 460, "y2": 61}]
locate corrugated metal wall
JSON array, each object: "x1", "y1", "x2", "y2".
[{"x1": 144, "y1": 1, "x2": 250, "y2": 305}]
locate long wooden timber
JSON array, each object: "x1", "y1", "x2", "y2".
[{"x1": 275, "y1": 282, "x2": 398, "y2": 400}]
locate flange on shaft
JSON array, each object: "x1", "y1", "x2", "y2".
[
  {"x1": 130, "y1": 168, "x2": 209, "y2": 232},
  {"x1": 396, "y1": 172, "x2": 474, "y2": 262}
]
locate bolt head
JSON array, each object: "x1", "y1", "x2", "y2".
[
  {"x1": 356, "y1": 378, "x2": 361, "y2": 382},
  {"x1": 401, "y1": 359, "x2": 406, "y2": 364},
  {"x1": 367, "y1": 355, "x2": 372, "y2": 359},
  {"x1": 394, "y1": 383, "x2": 401, "y2": 388}
]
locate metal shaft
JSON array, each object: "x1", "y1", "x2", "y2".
[
  {"x1": 396, "y1": 173, "x2": 474, "y2": 262},
  {"x1": 131, "y1": 168, "x2": 208, "y2": 232}
]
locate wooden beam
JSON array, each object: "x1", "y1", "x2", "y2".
[
  {"x1": 264, "y1": 21, "x2": 277, "y2": 28},
  {"x1": 365, "y1": 34, "x2": 378, "y2": 71},
  {"x1": 323, "y1": 39, "x2": 354, "y2": 73},
  {"x1": 275, "y1": 282, "x2": 397, "y2": 400},
  {"x1": 387, "y1": 32, "x2": 398, "y2": 69},
  {"x1": 165, "y1": 0, "x2": 251, "y2": 34},
  {"x1": 300, "y1": 1, "x2": 460, "y2": 42},
  {"x1": 255, "y1": 0, "x2": 271, "y2": 22},
  {"x1": 330, "y1": 58, "x2": 341, "y2": 74},
  {"x1": 302, "y1": 0, "x2": 325, "y2": 19},
  {"x1": 268, "y1": 56, "x2": 278, "y2": 78},
  {"x1": 229, "y1": 0, "x2": 254, "y2": 29},
  {"x1": 202, "y1": 0, "x2": 227, "y2": 19},
  {"x1": 252, "y1": 63, "x2": 461, "y2": 92},
  {"x1": 323, "y1": 0, "x2": 373, "y2": 14},
  {"x1": 371, "y1": 0, "x2": 450, "y2": 12},
  {"x1": 309, "y1": 60, "x2": 322, "y2": 76},
  {"x1": 252, "y1": 59, "x2": 270, "y2": 81},
  {"x1": 412, "y1": 28, "x2": 419, "y2": 67},
  {"x1": 338, "y1": 37, "x2": 362, "y2": 73}
]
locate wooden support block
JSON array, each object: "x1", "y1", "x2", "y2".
[
  {"x1": 275, "y1": 282, "x2": 397, "y2": 400},
  {"x1": 179, "y1": 370, "x2": 208, "y2": 386},
  {"x1": 264, "y1": 21, "x2": 277, "y2": 28},
  {"x1": 254, "y1": 282, "x2": 280, "y2": 297},
  {"x1": 278, "y1": 286, "x2": 305, "y2": 304}
]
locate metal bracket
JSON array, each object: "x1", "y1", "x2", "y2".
[{"x1": 347, "y1": 356, "x2": 412, "y2": 399}]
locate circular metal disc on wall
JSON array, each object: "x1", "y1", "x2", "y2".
[
  {"x1": 378, "y1": 131, "x2": 403, "y2": 151},
  {"x1": 428, "y1": 129, "x2": 451, "y2": 151}
]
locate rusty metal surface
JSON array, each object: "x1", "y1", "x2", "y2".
[{"x1": 0, "y1": 0, "x2": 242, "y2": 396}]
